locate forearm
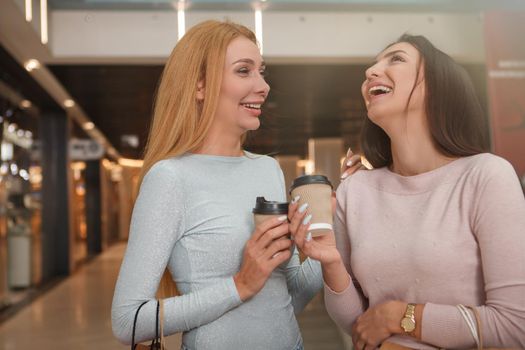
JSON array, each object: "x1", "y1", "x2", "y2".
[
  {"x1": 421, "y1": 302, "x2": 525, "y2": 348},
  {"x1": 322, "y1": 257, "x2": 351, "y2": 293},
  {"x1": 285, "y1": 252, "x2": 324, "y2": 314},
  {"x1": 324, "y1": 271, "x2": 366, "y2": 332},
  {"x1": 112, "y1": 277, "x2": 242, "y2": 344}
]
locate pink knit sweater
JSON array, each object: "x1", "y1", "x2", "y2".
[{"x1": 325, "y1": 153, "x2": 525, "y2": 349}]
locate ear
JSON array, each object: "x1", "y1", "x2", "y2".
[{"x1": 196, "y1": 80, "x2": 205, "y2": 101}]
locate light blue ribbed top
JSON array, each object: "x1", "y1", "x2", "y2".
[{"x1": 112, "y1": 152, "x2": 323, "y2": 350}]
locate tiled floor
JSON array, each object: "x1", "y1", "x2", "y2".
[{"x1": 0, "y1": 243, "x2": 346, "y2": 350}]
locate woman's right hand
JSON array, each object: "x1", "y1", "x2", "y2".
[
  {"x1": 341, "y1": 147, "x2": 365, "y2": 180},
  {"x1": 288, "y1": 199, "x2": 341, "y2": 266},
  {"x1": 288, "y1": 199, "x2": 350, "y2": 292},
  {"x1": 234, "y1": 216, "x2": 292, "y2": 301}
]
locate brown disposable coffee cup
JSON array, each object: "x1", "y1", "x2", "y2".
[
  {"x1": 253, "y1": 197, "x2": 291, "y2": 267},
  {"x1": 289, "y1": 175, "x2": 333, "y2": 237},
  {"x1": 252, "y1": 197, "x2": 288, "y2": 226}
]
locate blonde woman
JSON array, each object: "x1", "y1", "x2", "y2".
[{"x1": 111, "y1": 21, "x2": 323, "y2": 350}]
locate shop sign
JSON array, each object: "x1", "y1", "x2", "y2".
[{"x1": 69, "y1": 139, "x2": 104, "y2": 160}]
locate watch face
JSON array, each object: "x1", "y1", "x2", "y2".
[{"x1": 401, "y1": 317, "x2": 416, "y2": 332}]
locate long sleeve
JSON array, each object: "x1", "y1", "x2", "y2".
[
  {"x1": 324, "y1": 178, "x2": 367, "y2": 333},
  {"x1": 421, "y1": 158, "x2": 525, "y2": 348},
  {"x1": 111, "y1": 161, "x2": 242, "y2": 345},
  {"x1": 273, "y1": 162, "x2": 323, "y2": 313},
  {"x1": 284, "y1": 248, "x2": 323, "y2": 314}
]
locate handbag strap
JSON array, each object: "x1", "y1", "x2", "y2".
[
  {"x1": 131, "y1": 301, "x2": 149, "y2": 350},
  {"x1": 468, "y1": 306, "x2": 484, "y2": 350},
  {"x1": 159, "y1": 299, "x2": 166, "y2": 349},
  {"x1": 457, "y1": 304, "x2": 483, "y2": 350}
]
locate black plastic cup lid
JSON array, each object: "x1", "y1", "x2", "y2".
[
  {"x1": 289, "y1": 175, "x2": 333, "y2": 193},
  {"x1": 252, "y1": 197, "x2": 289, "y2": 215}
]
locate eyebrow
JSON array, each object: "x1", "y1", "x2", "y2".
[
  {"x1": 232, "y1": 58, "x2": 266, "y2": 67},
  {"x1": 374, "y1": 49, "x2": 408, "y2": 63}
]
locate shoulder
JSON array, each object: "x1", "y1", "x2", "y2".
[
  {"x1": 336, "y1": 166, "x2": 384, "y2": 194},
  {"x1": 244, "y1": 152, "x2": 282, "y2": 170},
  {"x1": 335, "y1": 167, "x2": 381, "y2": 204},
  {"x1": 142, "y1": 157, "x2": 184, "y2": 187},
  {"x1": 462, "y1": 153, "x2": 518, "y2": 183}
]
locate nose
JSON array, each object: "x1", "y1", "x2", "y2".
[
  {"x1": 256, "y1": 73, "x2": 270, "y2": 99},
  {"x1": 365, "y1": 62, "x2": 380, "y2": 81}
]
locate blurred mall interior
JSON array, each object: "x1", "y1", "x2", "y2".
[{"x1": 0, "y1": 0, "x2": 524, "y2": 349}]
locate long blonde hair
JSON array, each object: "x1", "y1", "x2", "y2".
[{"x1": 140, "y1": 21, "x2": 257, "y2": 298}]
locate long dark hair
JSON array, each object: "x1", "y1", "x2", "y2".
[{"x1": 360, "y1": 34, "x2": 489, "y2": 168}]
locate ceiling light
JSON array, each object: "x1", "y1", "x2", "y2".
[
  {"x1": 24, "y1": 59, "x2": 41, "y2": 72},
  {"x1": 83, "y1": 122, "x2": 95, "y2": 130},
  {"x1": 40, "y1": 0, "x2": 48, "y2": 44},
  {"x1": 25, "y1": 0, "x2": 32, "y2": 21},
  {"x1": 177, "y1": 1, "x2": 186, "y2": 40},
  {"x1": 20, "y1": 100, "x2": 32, "y2": 109},
  {"x1": 255, "y1": 9, "x2": 263, "y2": 54},
  {"x1": 64, "y1": 99, "x2": 75, "y2": 108}
]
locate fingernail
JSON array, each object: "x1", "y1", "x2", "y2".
[
  {"x1": 272, "y1": 252, "x2": 281, "y2": 258},
  {"x1": 277, "y1": 215, "x2": 287, "y2": 221},
  {"x1": 346, "y1": 159, "x2": 353, "y2": 167},
  {"x1": 306, "y1": 232, "x2": 312, "y2": 242},
  {"x1": 341, "y1": 172, "x2": 349, "y2": 180},
  {"x1": 302, "y1": 214, "x2": 312, "y2": 225},
  {"x1": 346, "y1": 147, "x2": 352, "y2": 156},
  {"x1": 291, "y1": 195, "x2": 300, "y2": 204},
  {"x1": 298, "y1": 203, "x2": 309, "y2": 213},
  {"x1": 290, "y1": 235, "x2": 294, "y2": 241}
]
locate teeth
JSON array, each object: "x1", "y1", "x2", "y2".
[
  {"x1": 369, "y1": 85, "x2": 393, "y2": 95},
  {"x1": 242, "y1": 103, "x2": 262, "y2": 109}
]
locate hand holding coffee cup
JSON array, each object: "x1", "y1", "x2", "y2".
[
  {"x1": 289, "y1": 175, "x2": 333, "y2": 237},
  {"x1": 288, "y1": 191, "x2": 341, "y2": 266},
  {"x1": 234, "y1": 212, "x2": 292, "y2": 301}
]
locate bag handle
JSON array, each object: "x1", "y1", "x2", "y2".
[
  {"x1": 457, "y1": 304, "x2": 483, "y2": 350},
  {"x1": 468, "y1": 306, "x2": 484, "y2": 350},
  {"x1": 159, "y1": 299, "x2": 166, "y2": 349},
  {"x1": 131, "y1": 301, "x2": 149, "y2": 350}
]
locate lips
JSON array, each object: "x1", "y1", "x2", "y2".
[
  {"x1": 240, "y1": 103, "x2": 262, "y2": 110},
  {"x1": 240, "y1": 101, "x2": 264, "y2": 117},
  {"x1": 365, "y1": 81, "x2": 393, "y2": 103},
  {"x1": 369, "y1": 85, "x2": 393, "y2": 96}
]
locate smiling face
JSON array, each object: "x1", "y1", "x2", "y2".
[
  {"x1": 361, "y1": 42, "x2": 426, "y2": 132},
  {"x1": 210, "y1": 36, "x2": 270, "y2": 134}
]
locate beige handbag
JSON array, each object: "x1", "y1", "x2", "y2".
[{"x1": 132, "y1": 299, "x2": 167, "y2": 350}]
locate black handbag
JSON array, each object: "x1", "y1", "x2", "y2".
[{"x1": 131, "y1": 300, "x2": 167, "y2": 350}]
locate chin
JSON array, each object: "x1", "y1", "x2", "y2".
[{"x1": 240, "y1": 118, "x2": 261, "y2": 131}]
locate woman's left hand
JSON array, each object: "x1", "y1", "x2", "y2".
[{"x1": 351, "y1": 300, "x2": 405, "y2": 350}]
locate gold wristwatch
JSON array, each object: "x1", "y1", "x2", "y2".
[{"x1": 400, "y1": 303, "x2": 416, "y2": 334}]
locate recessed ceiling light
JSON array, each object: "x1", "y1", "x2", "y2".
[
  {"x1": 64, "y1": 99, "x2": 76, "y2": 108},
  {"x1": 83, "y1": 122, "x2": 95, "y2": 130},
  {"x1": 24, "y1": 59, "x2": 41, "y2": 72}
]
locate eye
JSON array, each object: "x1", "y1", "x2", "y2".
[
  {"x1": 237, "y1": 67, "x2": 250, "y2": 75},
  {"x1": 391, "y1": 54, "x2": 405, "y2": 63},
  {"x1": 259, "y1": 68, "x2": 268, "y2": 77}
]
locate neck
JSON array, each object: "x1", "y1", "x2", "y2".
[
  {"x1": 386, "y1": 113, "x2": 456, "y2": 176},
  {"x1": 195, "y1": 124, "x2": 244, "y2": 157}
]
